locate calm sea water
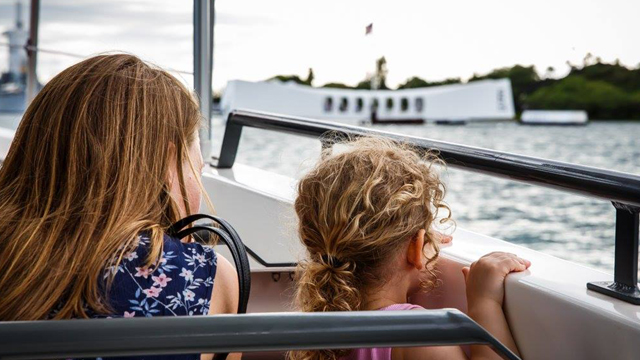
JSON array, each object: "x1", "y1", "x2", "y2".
[
  {"x1": 211, "y1": 118, "x2": 640, "y2": 274},
  {"x1": 2, "y1": 112, "x2": 638, "y2": 274}
]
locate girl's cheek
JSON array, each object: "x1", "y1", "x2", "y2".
[{"x1": 186, "y1": 172, "x2": 202, "y2": 214}]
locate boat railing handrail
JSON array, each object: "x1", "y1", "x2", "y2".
[
  {"x1": 215, "y1": 109, "x2": 640, "y2": 305},
  {"x1": 0, "y1": 309, "x2": 519, "y2": 360},
  {"x1": 216, "y1": 110, "x2": 640, "y2": 206}
]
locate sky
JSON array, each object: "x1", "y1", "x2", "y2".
[{"x1": 1, "y1": 0, "x2": 640, "y2": 92}]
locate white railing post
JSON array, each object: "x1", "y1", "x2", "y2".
[
  {"x1": 25, "y1": 0, "x2": 40, "y2": 104},
  {"x1": 193, "y1": 0, "x2": 214, "y2": 160}
]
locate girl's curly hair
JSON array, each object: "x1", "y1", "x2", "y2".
[{"x1": 289, "y1": 136, "x2": 451, "y2": 360}]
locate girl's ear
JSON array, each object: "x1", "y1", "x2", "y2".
[{"x1": 406, "y1": 229, "x2": 426, "y2": 270}]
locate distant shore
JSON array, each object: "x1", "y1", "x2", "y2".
[{"x1": 269, "y1": 55, "x2": 640, "y2": 121}]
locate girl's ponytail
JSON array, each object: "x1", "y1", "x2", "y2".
[
  {"x1": 291, "y1": 258, "x2": 360, "y2": 360},
  {"x1": 297, "y1": 256, "x2": 360, "y2": 312}
]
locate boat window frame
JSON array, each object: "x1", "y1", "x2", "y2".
[{"x1": 323, "y1": 97, "x2": 333, "y2": 112}]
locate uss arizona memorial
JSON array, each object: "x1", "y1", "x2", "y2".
[{"x1": 220, "y1": 78, "x2": 515, "y2": 124}]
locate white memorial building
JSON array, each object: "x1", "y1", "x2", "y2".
[{"x1": 220, "y1": 78, "x2": 515, "y2": 124}]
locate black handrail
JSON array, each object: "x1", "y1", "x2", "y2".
[
  {"x1": 217, "y1": 110, "x2": 640, "y2": 206},
  {"x1": 215, "y1": 110, "x2": 640, "y2": 305},
  {"x1": 0, "y1": 310, "x2": 519, "y2": 360}
]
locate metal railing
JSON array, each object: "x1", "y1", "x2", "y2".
[
  {"x1": 215, "y1": 110, "x2": 640, "y2": 305},
  {"x1": 0, "y1": 309, "x2": 519, "y2": 360}
]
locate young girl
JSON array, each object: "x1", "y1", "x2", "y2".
[
  {"x1": 291, "y1": 137, "x2": 530, "y2": 360},
  {"x1": 0, "y1": 54, "x2": 239, "y2": 359}
]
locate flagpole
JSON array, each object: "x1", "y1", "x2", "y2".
[{"x1": 365, "y1": 23, "x2": 378, "y2": 124}]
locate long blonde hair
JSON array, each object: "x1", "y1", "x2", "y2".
[
  {"x1": 0, "y1": 54, "x2": 203, "y2": 320},
  {"x1": 290, "y1": 137, "x2": 451, "y2": 360}
]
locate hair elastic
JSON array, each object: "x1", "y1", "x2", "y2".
[{"x1": 320, "y1": 254, "x2": 345, "y2": 268}]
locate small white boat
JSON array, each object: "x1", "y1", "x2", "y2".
[{"x1": 521, "y1": 110, "x2": 589, "y2": 125}]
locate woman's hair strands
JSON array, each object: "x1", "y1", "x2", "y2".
[{"x1": 0, "y1": 54, "x2": 205, "y2": 320}]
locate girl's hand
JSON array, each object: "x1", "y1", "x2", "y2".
[{"x1": 462, "y1": 252, "x2": 530, "y2": 308}]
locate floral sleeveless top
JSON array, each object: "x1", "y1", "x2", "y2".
[
  {"x1": 103, "y1": 233, "x2": 217, "y2": 319},
  {"x1": 70, "y1": 233, "x2": 218, "y2": 360}
]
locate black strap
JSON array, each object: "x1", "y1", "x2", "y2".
[
  {"x1": 167, "y1": 214, "x2": 252, "y2": 360},
  {"x1": 166, "y1": 213, "x2": 215, "y2": 236},
  {"x1": 174, "y1": 225, "x2": 251, "y2": 314}
]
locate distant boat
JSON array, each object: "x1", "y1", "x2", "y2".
[{"x1": 520, "y1": 110, "x2": 589, "y2": 126}]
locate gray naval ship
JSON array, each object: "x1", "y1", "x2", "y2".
[{"x1": 0, "y1": 2, "x2": 28, "y2": 114}]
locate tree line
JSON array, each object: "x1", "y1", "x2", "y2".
[{"x1": 269, "y1": 54, "x2": 640, "y2": 120}]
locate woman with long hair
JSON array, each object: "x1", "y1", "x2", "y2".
[{"x1": 0, "y1": 54, "x2": 239, "y2": 359}]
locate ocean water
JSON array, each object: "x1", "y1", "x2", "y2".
[
  {"x1": 211, "y1": 118, "x2": 640, "y2": 274},
  {"x1": 2, "y1": 112, "x2": 639, "y2": 274}
]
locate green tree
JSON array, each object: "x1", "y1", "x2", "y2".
[
  {"x1": 398, "y1": 76, "x2": 429, "y2": 89},
  {"x1": 322, "y1": 82, "x2": 352, "y2": 89},
  {"x1": 305, "y1": 68, "x2": 314, "y2": 86},
  {"x1": 398, "y1": 76, "x2": 461, "y2": 89},
  {"x1": 355, "y1": 78, "x2": 372, "y2": 90},
  {"x1": 569, "y1": 62, "x2": 640, "y2": 93},
  {"x1": 268, "y1": 74, "x2": 307, "y2": 85},
  {"x1": 526, "y1": 75, "x2": 640, "y2": 119},
  {"x1": 470, "y1": 65, "x2": 541, "y2": 113}
]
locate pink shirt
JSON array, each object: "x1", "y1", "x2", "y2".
[{"x1": 340, "y1": 303, "x2": 424, "y2": 360}]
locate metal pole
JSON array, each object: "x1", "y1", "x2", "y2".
[
  {"x1": 613, "y1": 205, "x2": 639, "y2": 288},
  {"x1": 25, "y1": 0, "x2": 40, "y2": 104},
  {"x1": 16, "y1": 1, "x2": 23, "y2": 29},
  {"x1": 193, "y1": 0, "x2": 214, "y2": 160},
  {"x1": 587, "y1": 202, "x2": 640, "y2": 305}
]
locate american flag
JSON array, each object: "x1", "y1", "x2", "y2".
[{"x1": 365, "y1": 23, "x2": 373, "y2": 35}]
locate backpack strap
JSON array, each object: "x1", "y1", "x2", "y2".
[{"x1": 167, "y1": 214, "x2": 252, "y2": 360}]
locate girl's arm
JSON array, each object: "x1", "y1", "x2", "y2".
[
  {"x1": 463, "y1": 252, "x2": 530, "y2": 359},
  {"x1": 202, "y1": 254, "x2": 241, "y2": 360},
  {"x1": 398, "y1": 252, "x2": 529, "y2": 360},
  {"x1": 397, "y1": 341, "x2": 468, "y2": 360}
]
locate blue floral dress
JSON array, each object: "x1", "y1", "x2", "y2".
[{"x1": 90, "y1": 232, "x2": 218, "y2": 360}]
